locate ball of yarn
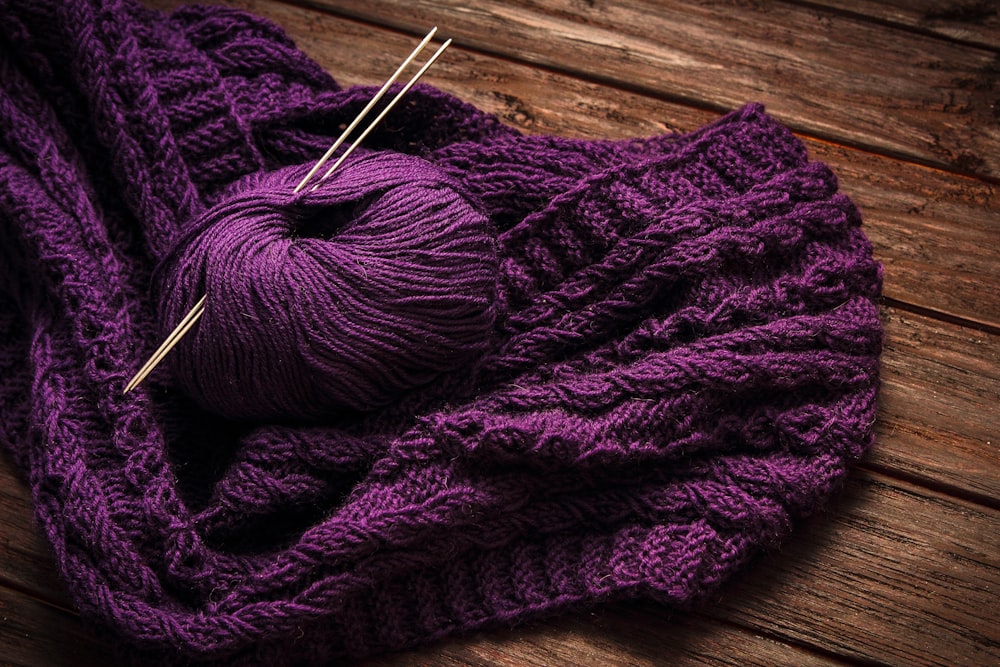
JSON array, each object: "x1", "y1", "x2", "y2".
[{"x1": 156, "y1": 152, "x2": 498, "y2": 420}]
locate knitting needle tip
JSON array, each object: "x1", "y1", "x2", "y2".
[
  {"x1": 124, "y1": 294, "x2": 207, "y2": 394},
  {"x1": 293, "y1": 26, "x2": 440, "y2": 193},
  {"x1": 125, "y1": 28, "x2": 451, "y2": 396},
  {"x1": 312, "y1": 37, "x2": 453, "y2": 189}
]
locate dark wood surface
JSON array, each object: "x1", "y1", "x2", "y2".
[{"x1": 2, "y1": 1, "x2": 998, "y2": 665}]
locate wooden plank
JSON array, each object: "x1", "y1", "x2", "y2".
[
  {"x1": 809, "y1": 141, "x2": 1000, "y2": 332},
  {"x1": 3, "y1": 306, "x2": 994, "y2": 653},
  {"x1": 801, "y1": 0, "x2": 1000, "y2": 50},
  {"x1": 153, "y1": 0, "x2": 1000, "y2": 330},
  {"x1": 0, "y1": 3, "x2": 991, "y2": 666},
  {"x1": 363, "y1": 607, "x2": 851, "y2": 666},
  {"x1": 873, "y1": 309, "x2": 1000, "y2": 506},
  {"x1": 708, "y1": 469, "x2": 1000, "y2": 666},
  {"x1": 1, "y1": 438, "x2": 994, "y2": 664},
  {"x1": 0, "y1": 460, "x2": 843, "y2": 666},
  {"x1": 10, "y1": 314, "x2": 994, "y2": 661},
  {"x1": 295, "y1": 0, "x2": 1000, "y2": 179},
  {"x1": 0, "y1": 293, "x2": 995, "y2": 660},
  {"x1": 0, "y1": 586, "x2": 112, "y2": 667},
  {"x1": 2, "y1": 311, "x2": 994, "y2": 661},
  {"x1": 140, "y1": 0, "x2": 1000, "y2": 502},
  {"x1": 0, "y1": 452, "x2": 75, "y2": 609}
]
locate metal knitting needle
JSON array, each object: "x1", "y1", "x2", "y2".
[
  {"x1": 313, "y1": 38, "x2": 452, "y2": 187},
  {"x1": 123, "y1": 294, "x2": 206, "y2": 393},
  {"x1": 293, "y1": 26, "x2": 438, "y2": 193},
  {"x1": 123, "y1": 31, "x2": 451, "y2": 394}
]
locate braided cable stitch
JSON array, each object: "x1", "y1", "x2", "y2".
[{"x1": 0, "y1": 0, "x2": 882, "y2": 663}]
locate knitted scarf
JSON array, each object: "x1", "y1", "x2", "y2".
[{"x1": 0, "y1": 1, "x2": 882, "y2": 663}]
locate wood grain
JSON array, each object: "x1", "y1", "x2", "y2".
[
  {"x1": 161, "y1": 0, "x2": 1000, "y2": 330},
  {"x1": 711, "y1": 470, "x2": 1000, "y2": 666},
  {"x1": 1, "y1": 314, "x2": 996, "y2": 660},
  {"x1": 0, "y1": 459, "x2": 849, "y2": 667},
  {"x1": 2, "y1": 441, "x2": 995, "y2": 664},
  {"x1": 149, "y1": 0, "x2": 1000, "y2": 502},
  {"x1": 0, "y1": 453, "x2": 73, "y2": 608},
  {"x1": 0, "y1": 315, "x2": 995, "y2": 663},
  {"x1": 802, "y1": 0, "x2": 1000, "y2": 50},
  {"x1": 0, "y1": 586, "x2": 112, "y2": 667},
  {"x1": 362, "y1": 607, "x2": 852, "y2": 666},
  {"x1": 1, "y1": 0, "x2": 997, "y2": 665},
  {"x1": 875, "y1": 309, "x2": 1000, "y2": 506},
  {"x1": 296, "y1": 0, "x2": 1000, "y2": 179}
]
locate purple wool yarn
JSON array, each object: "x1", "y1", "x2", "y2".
[
  {"x1": 157, "y1": 152, "x2": 498, "y2": 419},
  {"x1": 0, "y1": 0, "x2": 884, "y2": 665}
]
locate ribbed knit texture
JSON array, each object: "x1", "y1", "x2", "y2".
[
  {"x1": 157, "y1": 154, "x2": 501, "y2": 419},
  {"x1": 0, "y1": 1, "x2": 882, "y2": 664}
]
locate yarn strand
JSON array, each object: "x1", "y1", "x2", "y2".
[
  {"x1": 123, "y1": 29, "x2": 451, "y2": 394},
  {"x1": 0, "y1": 1, "x2": 883, "y2": 664}
]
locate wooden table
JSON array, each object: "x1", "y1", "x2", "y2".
[{"x1": 2, "y1": 1, "x2": 998, "y2": 665}]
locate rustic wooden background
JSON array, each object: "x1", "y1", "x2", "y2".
[{"x1": 1, "y1": 1, "x2": 997, "y2": 665}]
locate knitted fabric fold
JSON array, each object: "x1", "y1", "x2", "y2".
[{"x1": 0, "y1": 1, "x2": 882, "y2": 664}]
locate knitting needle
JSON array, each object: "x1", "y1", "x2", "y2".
[
  {"x1": 123, "y1": 294, "x2": 206, "y2": 393},
  {"x1": 123, "y1": 31, "x2": 451, "y2": 394},
  {"x1": 293, "y1": 26, "x2": 438, "y2": 193},
  {"x1": 313, "y1": 38, "x2": 452, "y2": 187}
]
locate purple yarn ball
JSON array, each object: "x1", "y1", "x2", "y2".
[{"x1": 156, "y1": 152, "x2": 498, "y2": 420}]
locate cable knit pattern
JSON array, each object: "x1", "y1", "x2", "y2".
[{"x1": 0, "y1": 0, "x2": 882, "y2": 664}]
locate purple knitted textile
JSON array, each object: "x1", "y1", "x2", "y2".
[{"x1": 0, "y1": 1, "x2": 882, "y2": 664}]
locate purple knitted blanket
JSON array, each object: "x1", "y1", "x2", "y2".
[{"x1": 0, "y1": 1, "x2": 882, "y2": 663}]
